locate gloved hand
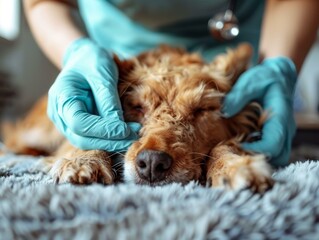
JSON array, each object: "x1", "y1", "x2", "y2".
[
  {"x1": 222, "y1": 57, "x2": 297, "y2": 167},
  {"x1": 48, "y1": 38, "x2": 141, "y2": 152}
]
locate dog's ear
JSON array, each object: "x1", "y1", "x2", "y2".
[
  {"x1": 113, "y1": 54, "x2": 137, "y2": 78},
  {"x1": 207, "y1": 43, "x2": 253, "y2": 87},
  {"x1": 113, "y1": 54, "x2": 142, "y2": 97}
]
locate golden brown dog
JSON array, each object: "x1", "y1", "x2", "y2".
[{"x1": 1, "y1": 43, "x2": 273, "y2": 192}]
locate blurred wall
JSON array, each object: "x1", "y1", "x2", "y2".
[
  {"x1": 298, "y1": 37, "x2": 319, "y2": 113},
  {"x1": 0, "y1": 3, "x2": 58, "y2": 119}
]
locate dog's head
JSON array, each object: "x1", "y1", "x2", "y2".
[{"x1": 115, "y1": 44, "x2": 254, "y2": 185}]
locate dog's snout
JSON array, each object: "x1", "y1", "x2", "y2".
[{"x1": 136, "y1": 150, "x2": 172, "y2": 183}]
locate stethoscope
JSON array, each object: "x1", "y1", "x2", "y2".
[{"x1": 208, "y1": 0, "x2": 239, "y2": 41}]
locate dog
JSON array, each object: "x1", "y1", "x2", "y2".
[{"x1": 1, "y1": 43, "x2": 273, "y2": 192}]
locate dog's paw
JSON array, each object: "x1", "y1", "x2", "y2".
[
  {"x1": 49, "y1": 157, "x2": 114, "y2": 185},
  {"x1": 207, "y1": 154, "x2": 274, "y2": 193}
]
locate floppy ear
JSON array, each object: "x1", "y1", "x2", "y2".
[
  {"x1": 208, "y1": 43, "x2": 253, "y2": 87},
  {"x1": 113, "y1": 54, "x2": 137, "y2": 78},
  {"x1": 113, "y1": 54, "x2": 140, "y2": 98}
]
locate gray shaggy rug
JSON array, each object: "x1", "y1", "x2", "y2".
[{"x1": 0, "y1": 153, "x2": 319, "y2": 240}]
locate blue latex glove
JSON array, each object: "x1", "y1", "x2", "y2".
[
  {"x1": 48, "y1": 38, "x2": 141, "y2": 152},
  {"x1": 222, "y1": 57, "x2": 297, "y2": 167}
]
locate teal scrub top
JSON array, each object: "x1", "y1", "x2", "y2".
[{"x1": 78, "y1": 0, "x2": 265, "y2": 63}]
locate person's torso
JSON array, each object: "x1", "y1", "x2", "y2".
[{"x1": 78, "y1": 0, "x2": 265, "y2": 62}]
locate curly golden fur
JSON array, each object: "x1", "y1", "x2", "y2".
[{"x1": 1, "y1": 43, "x2": 273, "y2": 192}]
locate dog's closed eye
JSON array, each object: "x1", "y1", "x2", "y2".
[
  {"x1": 130, "y1": 103, "x2": 146, "y2": 115},
  {"x1": 132, "y1": 104, "x2": 143, "y2": 112},
  {"x1": 193, "y1": 107, "x2": 217, "y2": 117}
]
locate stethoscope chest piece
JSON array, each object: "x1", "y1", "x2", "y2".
[{"x1": 208, "y1": 0, "x2": 239, "y2": 41}]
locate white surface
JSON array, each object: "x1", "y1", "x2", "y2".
[{"x1": 0, "y1": 0, "x2": 20, "y2": 40}]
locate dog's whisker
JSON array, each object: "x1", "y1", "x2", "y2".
[
  {"x1": 112, "y1": 163, "x2": 124, "y2": 169},
  {"x1": 108, "y1": 152, "x2": 125, "y2": 158},
  {"x1": 120, "y1": 83, "x2": 133, "y2": 97}
]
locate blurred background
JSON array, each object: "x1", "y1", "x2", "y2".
[
  {"x1": 0, "y1": 0, "x2": 318, "y2": 160},
  {"x1": 0, "y1": 0, "x2": 58, "y2": 118}
]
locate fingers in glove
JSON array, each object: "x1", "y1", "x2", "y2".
[
  {"x1": 242, "y1": 85, "x2": 294, "y2": 160},
  {"x1": 241, "y1": 116, "x2": 285, "y2": 159},
  {"x1": 86, "y1": 59, "x2": 123, "y2": 120},
  {"x1": 59, "y1": 96, "x2": 132, "y2": 140},
  {"x1": 222, "y1": 76, "x2": 274, "y2": 117}
]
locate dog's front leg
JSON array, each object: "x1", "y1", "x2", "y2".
[
  {"x1": 41, "y1": 142, "x2": 114, "y2": 185},
  {"x1": 206, "y1": 142, "x2": 274, "y2": 193}
]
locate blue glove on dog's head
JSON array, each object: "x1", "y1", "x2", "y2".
[
  {"x1": 222, "y1": 57, "x2": 297, "y2": 167},
  {"x1": 48, "y1": 38, "x2": 141, "y2": 152}
]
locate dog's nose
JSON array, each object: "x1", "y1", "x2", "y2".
[{"x1": 136, "y1": 150, "x2": 172, "y2": 182}]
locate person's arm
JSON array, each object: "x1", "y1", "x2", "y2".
[
  {"x1": 23, "y1": 0, "x2": 84, "y2": 68},
  {"x1": 259, "y1": 0, "x2": 319, "y2": 72},
  {"x1": 222, "y1": 0, "x2": 319, "y2": 166}
]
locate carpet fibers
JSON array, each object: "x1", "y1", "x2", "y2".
[{"x1": 0, "y1": 154, "x2": 319, "y2": 240}]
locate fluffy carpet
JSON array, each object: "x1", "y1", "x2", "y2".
[{"x1": 0, "y1": 153, "x2": 319, "y2": 240}]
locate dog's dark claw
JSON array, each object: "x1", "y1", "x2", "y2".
[
  {"x1": 55, "y1": 177, "x2": 60, "y2": 184},
  {"x1": 222, "y1": 177, "x2": 230, "y2": 186},
  {"x1": 206, "y1": 177, "x2": 212, "y2": 188}
]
